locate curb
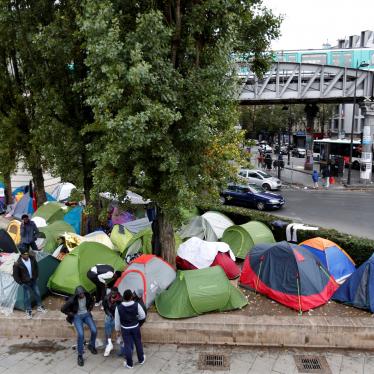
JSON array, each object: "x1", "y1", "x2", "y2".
[{"x1": 2, "y1": 310, "x2": 374, "y2": 350}]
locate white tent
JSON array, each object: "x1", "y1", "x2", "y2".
[
  {"x1": 100, "y1": 191, "x2": 151, "y2": 205},
  {"x1": 51, "y1": 183, "x2": 76, "y2": 202},
  {"x1": 179, "y1": 211, "x2": 234, "y2": 242}
]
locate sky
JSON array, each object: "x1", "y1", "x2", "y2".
[{"x1": 262, "y1": 0, "x2": 374, "y2": 51}]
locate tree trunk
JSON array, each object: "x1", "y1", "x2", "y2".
[
  {"x1": 30, "y1": 164, "x2": 47, "y2": 207},
  {"x1": 152, "y1": 208, "x2": 176, "y2": 268},
  {"x1": 3, "y1": 171, "x2": 13, "y2": 205}
]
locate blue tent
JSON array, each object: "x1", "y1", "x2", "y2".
[
  {"x1": 63, "y1": 206, "x2": 83, "y2": 235},
  {"x1": 13, "y1": 192, "x2": 56, "y2": 219},
  {"x1": 333, "y1": 255, "x2": 374, "y2": 312}
]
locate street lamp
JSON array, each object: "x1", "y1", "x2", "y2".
[
  {"x1": 282, "y1": 105, "x2": 292, "y2": 166},
  {"x1": 347, "y1": 61, "x2": 369, "y2": 185}
]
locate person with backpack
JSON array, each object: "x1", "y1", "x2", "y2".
[
  {"x1": 115, "y1": 289, "x2": 146, "y2": 369},
  {"x1": 13, "y1": 247, "x2": 47, "y2": 319},
  {"x1": 102, "y1": 286, "x2": 122, "y2": 357},
  {"x1": 61, "y1": 286, "x2": 97, "y2": 367}
]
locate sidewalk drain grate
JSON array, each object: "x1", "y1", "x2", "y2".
[
  {"x1": 294, "y1": 355, "x2": 331, "y2": 373},
  {"x1": 198, "y1": 353, "x2": 230, "y2": 371}
]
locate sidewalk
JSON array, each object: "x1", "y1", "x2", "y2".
[{"x1": 0, "y1": 337, "x2": 373, "y2": 374}]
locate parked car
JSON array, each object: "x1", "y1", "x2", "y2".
[
  {"x1": 238, "y1": 169, "x2": 282, "y2": 190},
  {"x1": 274, "y1": 145, "x2": 289, "y2": 155},
  {"x1": 220, "y1": 184, "x2": 285, "y2": 211},
  {"x1": 259, "y1": 144, "x2": 273, "y2": 154},
  {"x1": 292, "y1": 148, "x2": 306, "y2": 158}
]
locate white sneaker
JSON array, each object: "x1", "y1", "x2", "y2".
[
  {"x1": 25, "y1": 310, "x2": 32, "y2": 319},
  {"x1": 94, "y1": 301, "x2": 102, "y2": 307},
  {"x1": 37, "y1": 306, "x2": 47, "y2": 313},
  {"x1": 123, "y1": 362, "x2": 133, "y2": 369},
  {"x1": 103, "y1": 342, "x2": 113, "y2": 357},
  {"x1": 139, "y1": 354, "x2": 146, "y2": 365}
]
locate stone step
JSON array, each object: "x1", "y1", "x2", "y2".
[{"x1": 1, "y1": 310, "x2": 374, "y2": 350}]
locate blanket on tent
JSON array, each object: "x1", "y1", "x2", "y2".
[{"x1": 177, "y1": 237, "x2": 235, "y2": 269}]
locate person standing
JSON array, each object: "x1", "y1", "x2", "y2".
[
  {"x1": 61, "y1": 286, "x2": 97, "y2": 367},
  {"x1": 132, "y1": 289, "x2": 147, "y2": 327},
  {"x1": 87, "y1": 264, "x2": 121, "y2": 306},
  {"x1": 13, "y1": 247, "x2": 47, "y2": 319},
  {"x1": 102, "y1": 286, "x2": 122, "y2": 357},
  {"x1": 321, "y1": 165, "x2": 330, "y2": 189},
  {"x1": 20, "y1": 214, "x2": 39, "y2": 252},
  {"x1": 115, "y1": 289, "x2": 146, "y2": 369},
  {"x1": 312, "y1": 170, "x2": 319, "y2": 189}
]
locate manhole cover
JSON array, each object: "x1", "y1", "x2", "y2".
[
  {"x1": 294, "y1": 355, "x2": 331, "y2": 374},
  {"x1": 198, "y1": 353, "x2": 230, "y2": 371}
]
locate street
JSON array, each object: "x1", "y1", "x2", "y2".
[
  {"x1": 0, "y1": 338, "x2": 373, "y2": 374},
  {"x1": 276, "y1": 189, "x2": 374, "y2": 239}
]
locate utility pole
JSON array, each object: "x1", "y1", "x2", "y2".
[{"x1": 277, "y1": 129, "x2": 282, "y2": 179}]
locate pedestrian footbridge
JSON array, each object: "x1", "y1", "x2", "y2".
[{"x1": 238, "y1": 62, "x2": 374, "y2": 105}]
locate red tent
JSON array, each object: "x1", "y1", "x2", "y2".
[{"x1": 176, "y1": 252, "x2": 240, "y2": 279}]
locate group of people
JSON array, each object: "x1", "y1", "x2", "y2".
[
  {"x1": 61, "y1": 265, "x2": 147, "y2": 369},
  {"x1": 11, "y1": 214, "x2": 147, "y2": 369},
  {"x1": 312, "y1": 165, "x2": 332, "y2": 189},
  {"x1": 257, "y1": 151, "x2": 285, "y2": 171}
]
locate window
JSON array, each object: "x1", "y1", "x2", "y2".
[
  {"x1": 249, "y1": 172, "x2": 261, "y2": 179},
  {"x1": 238, "y1": 187, "x2": 250, "y2": 193},
  {"x1": 342, "y1": 53, "x2": 352, "y2": 67},
  {"x1": 371, "y1": 53, "x2": 374, "y2": 65},
  {"x1": 239, "y1": 170, "x2": 247, "y2": 177},
  {"x1": 301, "y1": 53, "x2": 327, "y2": 64},
  {"x1": 287, "y1": 54, "x2": 297, "y2": 63},
  {"x1": 332, "y1": 53, "x2": 340, "y2": 66},
  {"x1": 227, "y1": 185, "x2": 236, "y2": 192}
]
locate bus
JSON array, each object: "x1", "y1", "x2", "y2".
[{"x1": 313, "y1": 138, "x2": 362, "y2": 169}]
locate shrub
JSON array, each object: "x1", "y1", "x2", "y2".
[{"x1": 198, "y1": 204, "x2": 374, "y2": 266}]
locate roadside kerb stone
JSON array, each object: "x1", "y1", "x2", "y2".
[{"x1": 1, "y1": 311, "x2": 374, "y2": 350}]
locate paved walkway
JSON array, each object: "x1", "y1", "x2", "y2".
[{"x1": 0, "y1": 338, "x2": 372, "y2": 374}]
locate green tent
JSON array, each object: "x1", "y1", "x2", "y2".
[
  {"x1": 15, "y1": 254, "x2": 59, "y2": 310},
  {"x1": 32, "y1": 202, "x2": 70, "y2": 224},
  {"x1": 39, "y1": 220, "x2": 75, "y2": 253},
  {"x1": 221, "y1": 221, "x2": 275, "y2": 259},
  {"x1": 155, "y1": 266, "x2": 247, "y2": 319},
  {"x1": 48, "y1": 242, "x2": 125, "y2": 295},
  {"x1": 110, "y1": 225, "x2": 134, "y2": 254}
]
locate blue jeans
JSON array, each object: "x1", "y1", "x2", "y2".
[
  {"x1": 121, "y1": 326, "x2": 144, "y2": 367},
  {"x1": 22, "y1": 280, "x2": 42, "y2": 312},
  {"x1": 73, "y1": 313, "x2": 97, "y2": 356},
  {"x1": 104, "y1": 314, "x2": 114, "y2": 342}
]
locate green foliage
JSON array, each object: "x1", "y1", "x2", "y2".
[
  {"x1": 80, "y1": 0, "x2": 280, "y2": 227},
  {"x1": 199, "y1": 203, "x2": 374, "y2": 266}
]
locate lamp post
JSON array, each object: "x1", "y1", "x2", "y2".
[
  {"x1": 347, "y1": 61, "x2": 369, "y2": 185},
  {"x1": 282, "y1": 105, "x2": 292, "y2": 166}
]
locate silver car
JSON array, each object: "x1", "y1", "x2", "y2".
[{"x1": 238, "y1": 169, "x2": 282, "y2": 190}]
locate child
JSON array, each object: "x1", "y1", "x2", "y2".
[{"x1": 312, "y1": 170, "x2": 319, "y2": 189}]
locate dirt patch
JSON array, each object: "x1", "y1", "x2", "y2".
[{"x1": 7, "y1": 340, "x2": 65, "y2": 354}]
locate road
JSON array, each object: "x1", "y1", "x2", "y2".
[{"x1": 276, "y1": 189, "x2": 374, "y2": 239}]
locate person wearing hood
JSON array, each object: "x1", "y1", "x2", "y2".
[
  {"x1": 115, "y1": 289, "x2": 146, "y2": 369},
  {"x1": 312, "y1": 170, "x2": 320, "y2": 189},
  {"x1": 61, "y1": 286, "x2": 97, "y2": 367},
  {"x1": 13, "y1": 247, "x2": 46, "y2": 319},
  {"x1": 102, "y1": 286, "x2": 122, "y2": 357}
]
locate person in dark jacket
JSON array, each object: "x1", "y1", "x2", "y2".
[
  {"x1": 13, "y1": 247, "x2": 46, "y2": 319},
  {"x1": 102, "y1": 287, "x2": 122, "y2": 357},
  {"x1": 115, "y1": 289, "x2": 146, "y2": 369},
  {"x1": 61, "y1": 286, "x2": 97, "y2": 367},
  {"x1": 20, "y1": 214, "x2": 39, "y2": 252},
  {"x1": 87, "y1": 264, "x2": 121, "y2": 306}
]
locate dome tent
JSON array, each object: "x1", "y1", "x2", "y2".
[
  {"x1": 156, "y1": 266, "x2": 247, "y2": 319},
  {"x1": 48, "y1": 242, "x2": 125, "y2": 295},
  {"x1": 32, "y1": 201, "x2": 69, "y2": 225},
  {"x1": 239, "y1": 241, "x2": 338, "y2": 312},
  {"x1": 0, "y1": 229, "x2": 17, "y2": 253},
  {"x1": 221, "y1": 221, "x2": 275, "y2": 259},
  {"x1": 39, "y1": 221, "x2": 75, "y2": 253},
  {"x1": 179, "y1": 211, "x2": 234, "y2": 242},
  {"x1": 51, "y1": 182, "x2": 76, "y2": 202},
  {"x1": 299, "y1": 237, "x2": 355, "y2": 283},
  {"x1": 114, "y1": 254, "x2": 176, "y2": 309}
]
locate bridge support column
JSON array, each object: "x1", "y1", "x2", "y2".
[
  {"x1": 304, "y1": 104, "x2": 319, "y2": 171},
  {"x1": 359, "y1": 101, "x2": 374, "y2": 184}
]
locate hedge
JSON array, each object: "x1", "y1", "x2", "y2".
[{"x1": 198, "y1": 204, "x2": 374, "y2": 266}]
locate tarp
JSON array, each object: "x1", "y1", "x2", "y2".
[
  {"x1": 299, "y1": 237, "x2": 356, "y2": 283},
  {"x1": 156, "y1": 266, "x2": 247, "y2": 318},
  {"x1": 239, "y1": 241, "x2": 338, "y2": 312},
  {"x1": 221, "y1": 221, "x2": 275, "y2": 259},
  {"x1": 115, "y1": 254, "x2": 175, "y2": 308},
  {"x1": 110, "y1": 225, "x2": 134, "y2": 254},
  {"x1": 123, "y1": 217, "x2": 151, "y2": 234},
  {"x1": 48, "y1": 241, "x2": 125, "y2": 295},
  {"x1": 39, "y1": 221, "x2": 75, "y2": 253},
  {"x1": 0, "y1": 229, "x2": 17, "y2": 253},
  {"x1": 179, "y1": 211, "x2": 234, "y2": 242},
  {"x1": 177, "y1": 237, "x2": 235, "y2": 268},
  {"x1": 32, "y1": 202, "x2": 69, "y2": 224},
  {"x1": 333, "y1": 255, "x2": 374, "y2": 312},
  {"x1": 12, "y1": 192, "x2": 56, "y2": 219},
  {"x1": 51, "y1": 182, "x2": 76, "y2": 202},
  {"x1": 63, "y1": 206, "x2": 83, "y2": 235}
]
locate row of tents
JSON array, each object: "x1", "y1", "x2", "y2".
[{"x1": 1, "y1": 203, "x2": 374, "y2": 318}]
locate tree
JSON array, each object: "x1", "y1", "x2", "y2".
[{"x1": 80, "y1": 0, "x2": 280, "y2": 266}]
